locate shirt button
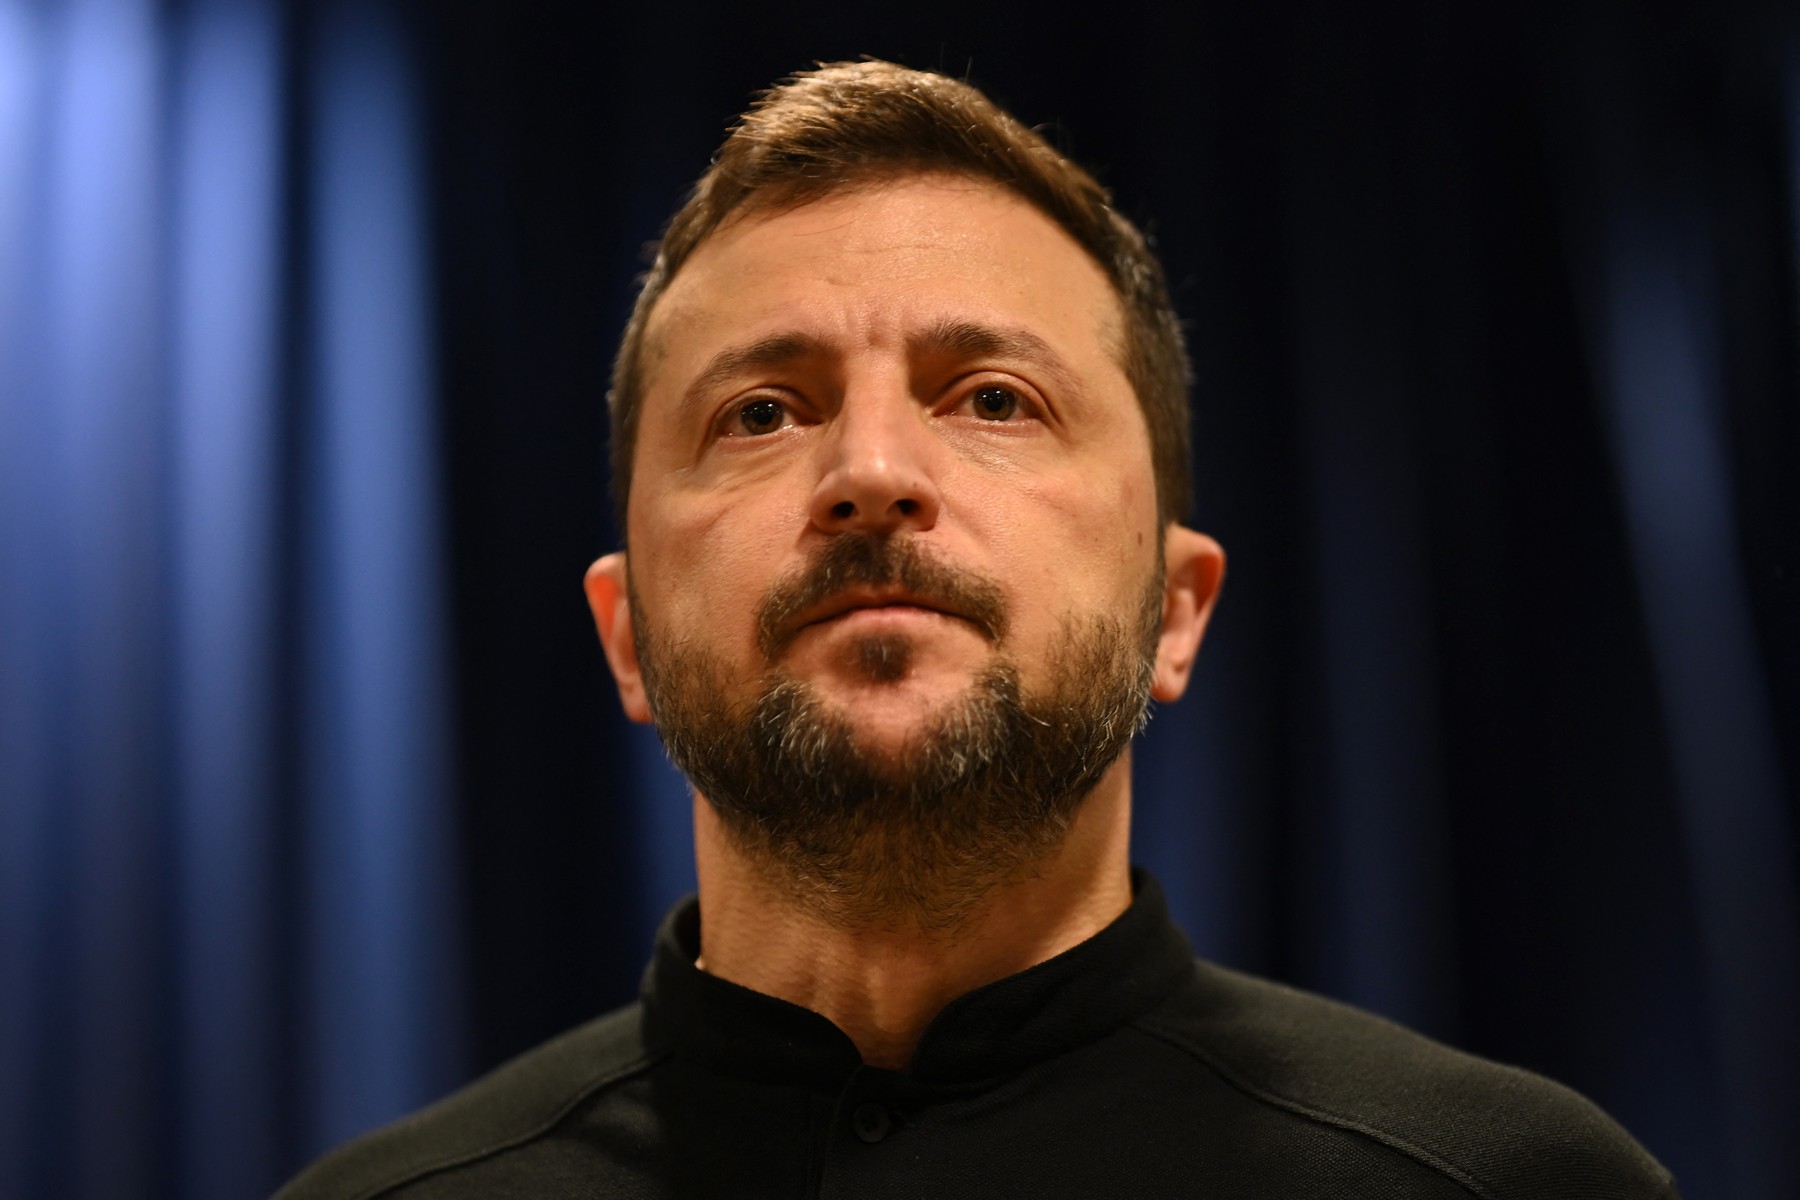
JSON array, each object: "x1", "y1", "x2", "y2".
[{"x1": 851, "y1": 1101, "x2": 893, "y2": 1143}]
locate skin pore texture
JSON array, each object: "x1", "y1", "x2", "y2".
[{"x1": 586, "y1": 176, "x2": 1224, "y2": 1069}]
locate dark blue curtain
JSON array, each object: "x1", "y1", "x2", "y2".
[
  {"x1": 4, "y1": 2, "x2": 1796, "y2": 1200},
  {"x1": 1122, "y1": 8, "x2": 1800, "y2": 1195},
  {"x1": 0, "y1": 1, "x2": 462, "y2": 1197}
]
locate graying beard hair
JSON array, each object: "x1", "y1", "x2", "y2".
[{"x1": 639, "y1": 585, "x2": 1161, "y2": 934}]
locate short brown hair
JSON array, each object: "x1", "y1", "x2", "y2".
[{"x1": 609, "y1": 60, "x2": 1191, "y2": 534}]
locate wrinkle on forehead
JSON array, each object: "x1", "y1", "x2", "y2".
[
  {"x1": 638, "y1": 175, "x2": 1126, "y2": 378},
  {"x1": 630, "y1": 178, "x2": 1140, "y2": 477}
]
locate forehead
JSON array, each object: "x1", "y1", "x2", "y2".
[{"x1": 639, "y1": 175, "x2": 1128, "y2": 394}]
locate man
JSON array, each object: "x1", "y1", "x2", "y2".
[{"x1": 279, "y1": 61, "x2": 1676, "y2": 1198}]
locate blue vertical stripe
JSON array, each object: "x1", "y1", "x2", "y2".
[
  {"x1": 1300, "y1": 376, "x2": 1452, "y2": 1032},
  {"x1": 1131, "y1": 669, "x2": 1251, "y2": 966},
  {"x1": 168, "y1": 0, "x2": 283, "y2": 1195},
  {"x1": 629, "y1": 725, "x2": 698, "y2": 932},
  {"x1": 41, "y1": 1, "x2": 169, "y2": 1195},
  {"x1": 1281, "y1": 170, "x2": 1455, "y2": 1032},
  {"x1": 1590, "y1": 201, "x2": 1800, "y2": 1200},
  {"x1": 0, "y1": 6, "x2": 53, "y2": 1198},
  {"x1": 300, "y1": 0, "x2": 463, "y2": 1154}
]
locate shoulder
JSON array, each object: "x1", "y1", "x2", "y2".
[
  {"x1": 1136, "y1": 960, "x2": 1678, "y2": 1200},
  {"x1": 273, "y1": 1003, "x2": 659, "y2": 1200}
]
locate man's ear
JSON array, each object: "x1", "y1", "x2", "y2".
[
  {"x1": 1151, "y1": 525, "x2": 1226, "y2": 703},
  {"x1": 584, "y1": 553, "x2": 653, "y2": 724}
]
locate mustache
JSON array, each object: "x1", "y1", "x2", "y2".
[{"x1": 755, "y1": 535, "x2": 1011, "y2": 660}]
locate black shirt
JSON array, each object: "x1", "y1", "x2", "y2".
[{"x1": 276, "y1": 871, "x2": 1677, "y2": 1198}]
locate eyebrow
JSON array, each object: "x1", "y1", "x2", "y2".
[
  {"x1": 907, "y1": 319, "x2": 1086, "y2": 399},
  {"x1": 677, "y1": 332, "x2": 833, "y2": 429}
]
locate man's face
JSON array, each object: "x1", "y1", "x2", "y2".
[
  {"x1": 627, "y1": 175, "x2": 1164, "y2": 739},
  {"x1": 588, "y1": 175, "x2": 1219, "y2": 922}
]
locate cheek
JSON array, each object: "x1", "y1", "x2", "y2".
[
  {"x1": 632, "y1": 491, "x2": 797, "y2": 650},
  {"x1": 1010, "y1": 464, "x2": 1156, "y2": 584}
]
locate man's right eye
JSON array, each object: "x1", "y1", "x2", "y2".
[{"x1": 735, "y1": 398, "x2": 787, "y2": 436}]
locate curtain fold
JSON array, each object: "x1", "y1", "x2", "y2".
[{"x1": 0, "y1": 1, "x2": 463, "y2": 1196}]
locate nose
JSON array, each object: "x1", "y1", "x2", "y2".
[{"x1": 808, "y1": 391, "x2": 942, "y2": 535}]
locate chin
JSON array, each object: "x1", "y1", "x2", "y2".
[
  {"x1": 816, "y1": 699, "x2": 956, "y2": 765},
  {"x1": 817, "y1": 667, "x2": 988, "y2": 729}
]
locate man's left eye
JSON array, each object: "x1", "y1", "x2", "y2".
[{"x1": 969, "y1": 385, "x2": 1021, "y2": 421}]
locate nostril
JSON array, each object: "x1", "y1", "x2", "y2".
[
  {"x1": 832, "y1": 500, "x2": 856, "y2": 520},
  {"x1": 894, "y1": 499, "x2": 917, "y2": 516}
]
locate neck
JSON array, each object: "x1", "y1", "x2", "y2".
[{"x1": 690, "y1": 756, "x2": 1135, "y2": 1070}]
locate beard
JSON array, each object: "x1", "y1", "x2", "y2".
[{"x1": 633, "y1": 534, "x2": 1163, "y2": 932}]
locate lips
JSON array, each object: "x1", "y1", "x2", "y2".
[{"x1": 796, "y1": 589, "x2": 968, "y2": 633}]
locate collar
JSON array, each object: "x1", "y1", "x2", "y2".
[{"x1": 638, "y1": 868, "x2": 1194, "y2": 1092}]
